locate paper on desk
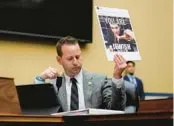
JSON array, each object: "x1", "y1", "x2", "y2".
[{"x1": 51, "y1": 108, "x2": 125, "y2": 116}]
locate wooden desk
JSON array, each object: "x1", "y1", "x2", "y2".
[
  {"x1": 0, "y1": 77, "x2": 173, "y2": 126},
  {"x1": 138, "y1": 98, "x2": 173, "y2": 112},
  {"x1": 0, "y1": 111, "x2": 173, "y2": 126},
  {"x1": 0, "y1": 77, "x2": 21, "y2": 114}
]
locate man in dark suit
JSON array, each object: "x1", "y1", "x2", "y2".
[
  {"x1": 124, "y1": 61, "x2": 145, "y2": 100},
  {"x1": 123, "y1": 61, "x2": 145, "y2": 113},
  {"x1": 34, "y1": 36, "x2": 127, "y2": 112}
]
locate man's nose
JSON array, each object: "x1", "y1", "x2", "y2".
[{"x1": 73, "y1": 58, "x2": 78, "y2": 65}]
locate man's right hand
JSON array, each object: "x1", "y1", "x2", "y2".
[{"x1": 40, "y1": 67, "x2": 61, "y2": 80}]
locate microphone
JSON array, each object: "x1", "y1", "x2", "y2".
[
  {"x1": 56, "y1": 77, "x2": 62, "y2": 91},
  {"x1": 55, "y1": 76, "x2": 63, "y2": 112}
]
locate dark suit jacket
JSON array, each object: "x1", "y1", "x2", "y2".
[{"x1": 124, "y1": 75, "x2": 145, "y2": 100}]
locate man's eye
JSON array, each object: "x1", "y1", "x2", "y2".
[
  {"x1": 76, "y1": 56, "x2": 80, "y2": 59},
  {"x1": 67, "y1": 58, "x2": 73, "y2": 61}
]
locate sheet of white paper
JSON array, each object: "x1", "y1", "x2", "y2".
[
  {"x1": 95, "y1": 6, "x2": 141, "y2": 61},
  {"x1": 51, "y1": 108, "x2": 124, "y2": 116}
]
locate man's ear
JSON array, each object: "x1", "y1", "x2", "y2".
[{"x1": 56, "y1": 56, "x2": 62, "y2": 65}]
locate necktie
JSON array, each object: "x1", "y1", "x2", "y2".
[{"x1": 70, "y1": 78, "x2": 79, "y2": 110}]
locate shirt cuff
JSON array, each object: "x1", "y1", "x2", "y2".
[
  {"x1": 34, "y1": 76, "x2": 45, "y2": 84},
  {"x1": 112, "y1": 77, "x2": 124, "y2": 88}
]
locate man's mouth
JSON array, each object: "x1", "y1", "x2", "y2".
[{"x1": 72, "y1": 67, "x2": 80, "y2": 71}]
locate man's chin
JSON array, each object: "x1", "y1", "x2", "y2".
[
  {"x1": 73, "y1": 70, "x2": 81, "y2": 74},
  {"x1": 69, "y1": 69, "x2": 81, "y2": 77}
]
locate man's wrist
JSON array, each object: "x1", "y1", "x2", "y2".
[
  {"x1": 36, "y1": 76, "x2": 45, "y2": 82},
  {"x1": 113, "y1": 71, "x2": 123, "y2": 79},
  {"x1": 112, "y1": 77, "x2": 123, "y2": 88},
  {"x1": 114, "y1": 75, "x2": 122, "y2": 79}
]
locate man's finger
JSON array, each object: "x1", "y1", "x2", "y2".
[
  {"x1": 114, "y1": 55, "x2": 122, "y2": 68},
  {"x1": 119, "y1": 54, "x2": 126, "y2": 63},
  {"x1": 114, "y1": 54, "x2": 122, "y2": 65},
  {"x1": 117, "y1": 54, "x2": 124, "y2": 63},
  {"x1": 49, "y1": 73, "x2": 57, "y2": 79},
  {"x1": 49, "y1": 67, "x2": 57, "y2": 73},
  {"x1": 49, "y1": 72, "x2": 54, "y2": 78}
]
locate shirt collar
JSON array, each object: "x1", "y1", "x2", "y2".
[
  {"x1": 64, "y1": 69, "x2": 83, "y2": 85},
  {"x1": 127, "y1": 73, "x2": 135, "y2": 78}
]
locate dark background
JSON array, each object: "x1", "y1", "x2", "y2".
[{"x1": 0, "y1": 0, "x2": 93, "y2": 43}]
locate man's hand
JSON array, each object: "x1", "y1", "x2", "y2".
[
  {"x1": 40, "y1": 67, "x2": 62, "y2": 80},
  {"x1": 119, "y1": 29, "x2": 135, "y2": 41},
  {"x1": 113, "y1": 54, "x2": 127, "y2": 79}
]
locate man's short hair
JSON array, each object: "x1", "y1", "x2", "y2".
[
  {"x1": 56, "y1": 36, "x2": 79, "y2": 57},
  {"x1": 126, "y1": 61, "x2": 135, "y2": 66}
]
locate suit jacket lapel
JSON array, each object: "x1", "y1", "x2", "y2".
[
  {"x1": 58, "y1": 75, "x2": 68, "y2": 111},
  {"x1": 82, "y1": 70, "x2": 93, "y2": 108}
]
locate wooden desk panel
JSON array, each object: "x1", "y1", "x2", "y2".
[
  {"x1": 0, "y1": 114, "x2": 63, "y2": 123},
  {"x1": 138, "y1": 98, "x2": 173, "y2": 112},
  {"x1": 0, "y1": 77, "x2": 21, "y2": 114},
  {"x1": 0, "y1": 111, "x2": 173, "y2": 123}
]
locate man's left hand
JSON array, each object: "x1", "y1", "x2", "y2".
[{"x1": 113, "y1": 54, "x2": 127, "y2": 79}]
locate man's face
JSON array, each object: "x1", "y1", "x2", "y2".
[
  {"x1": 110, "y1": 24, "x2": 120, "y2": 36},
  {"x1": 57, "y1": 43, "x2": 82, "y2": 77},
  {"x1": 125, "y1": 63, "x2": 135, "y2": 74}
]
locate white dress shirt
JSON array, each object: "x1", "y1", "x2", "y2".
[
  {"x1": 64, "y1": 70, "x2": 85, "y2": 111},
  {"x1": 127, "y1": 74, "x2": 137, "y2": 87}
]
